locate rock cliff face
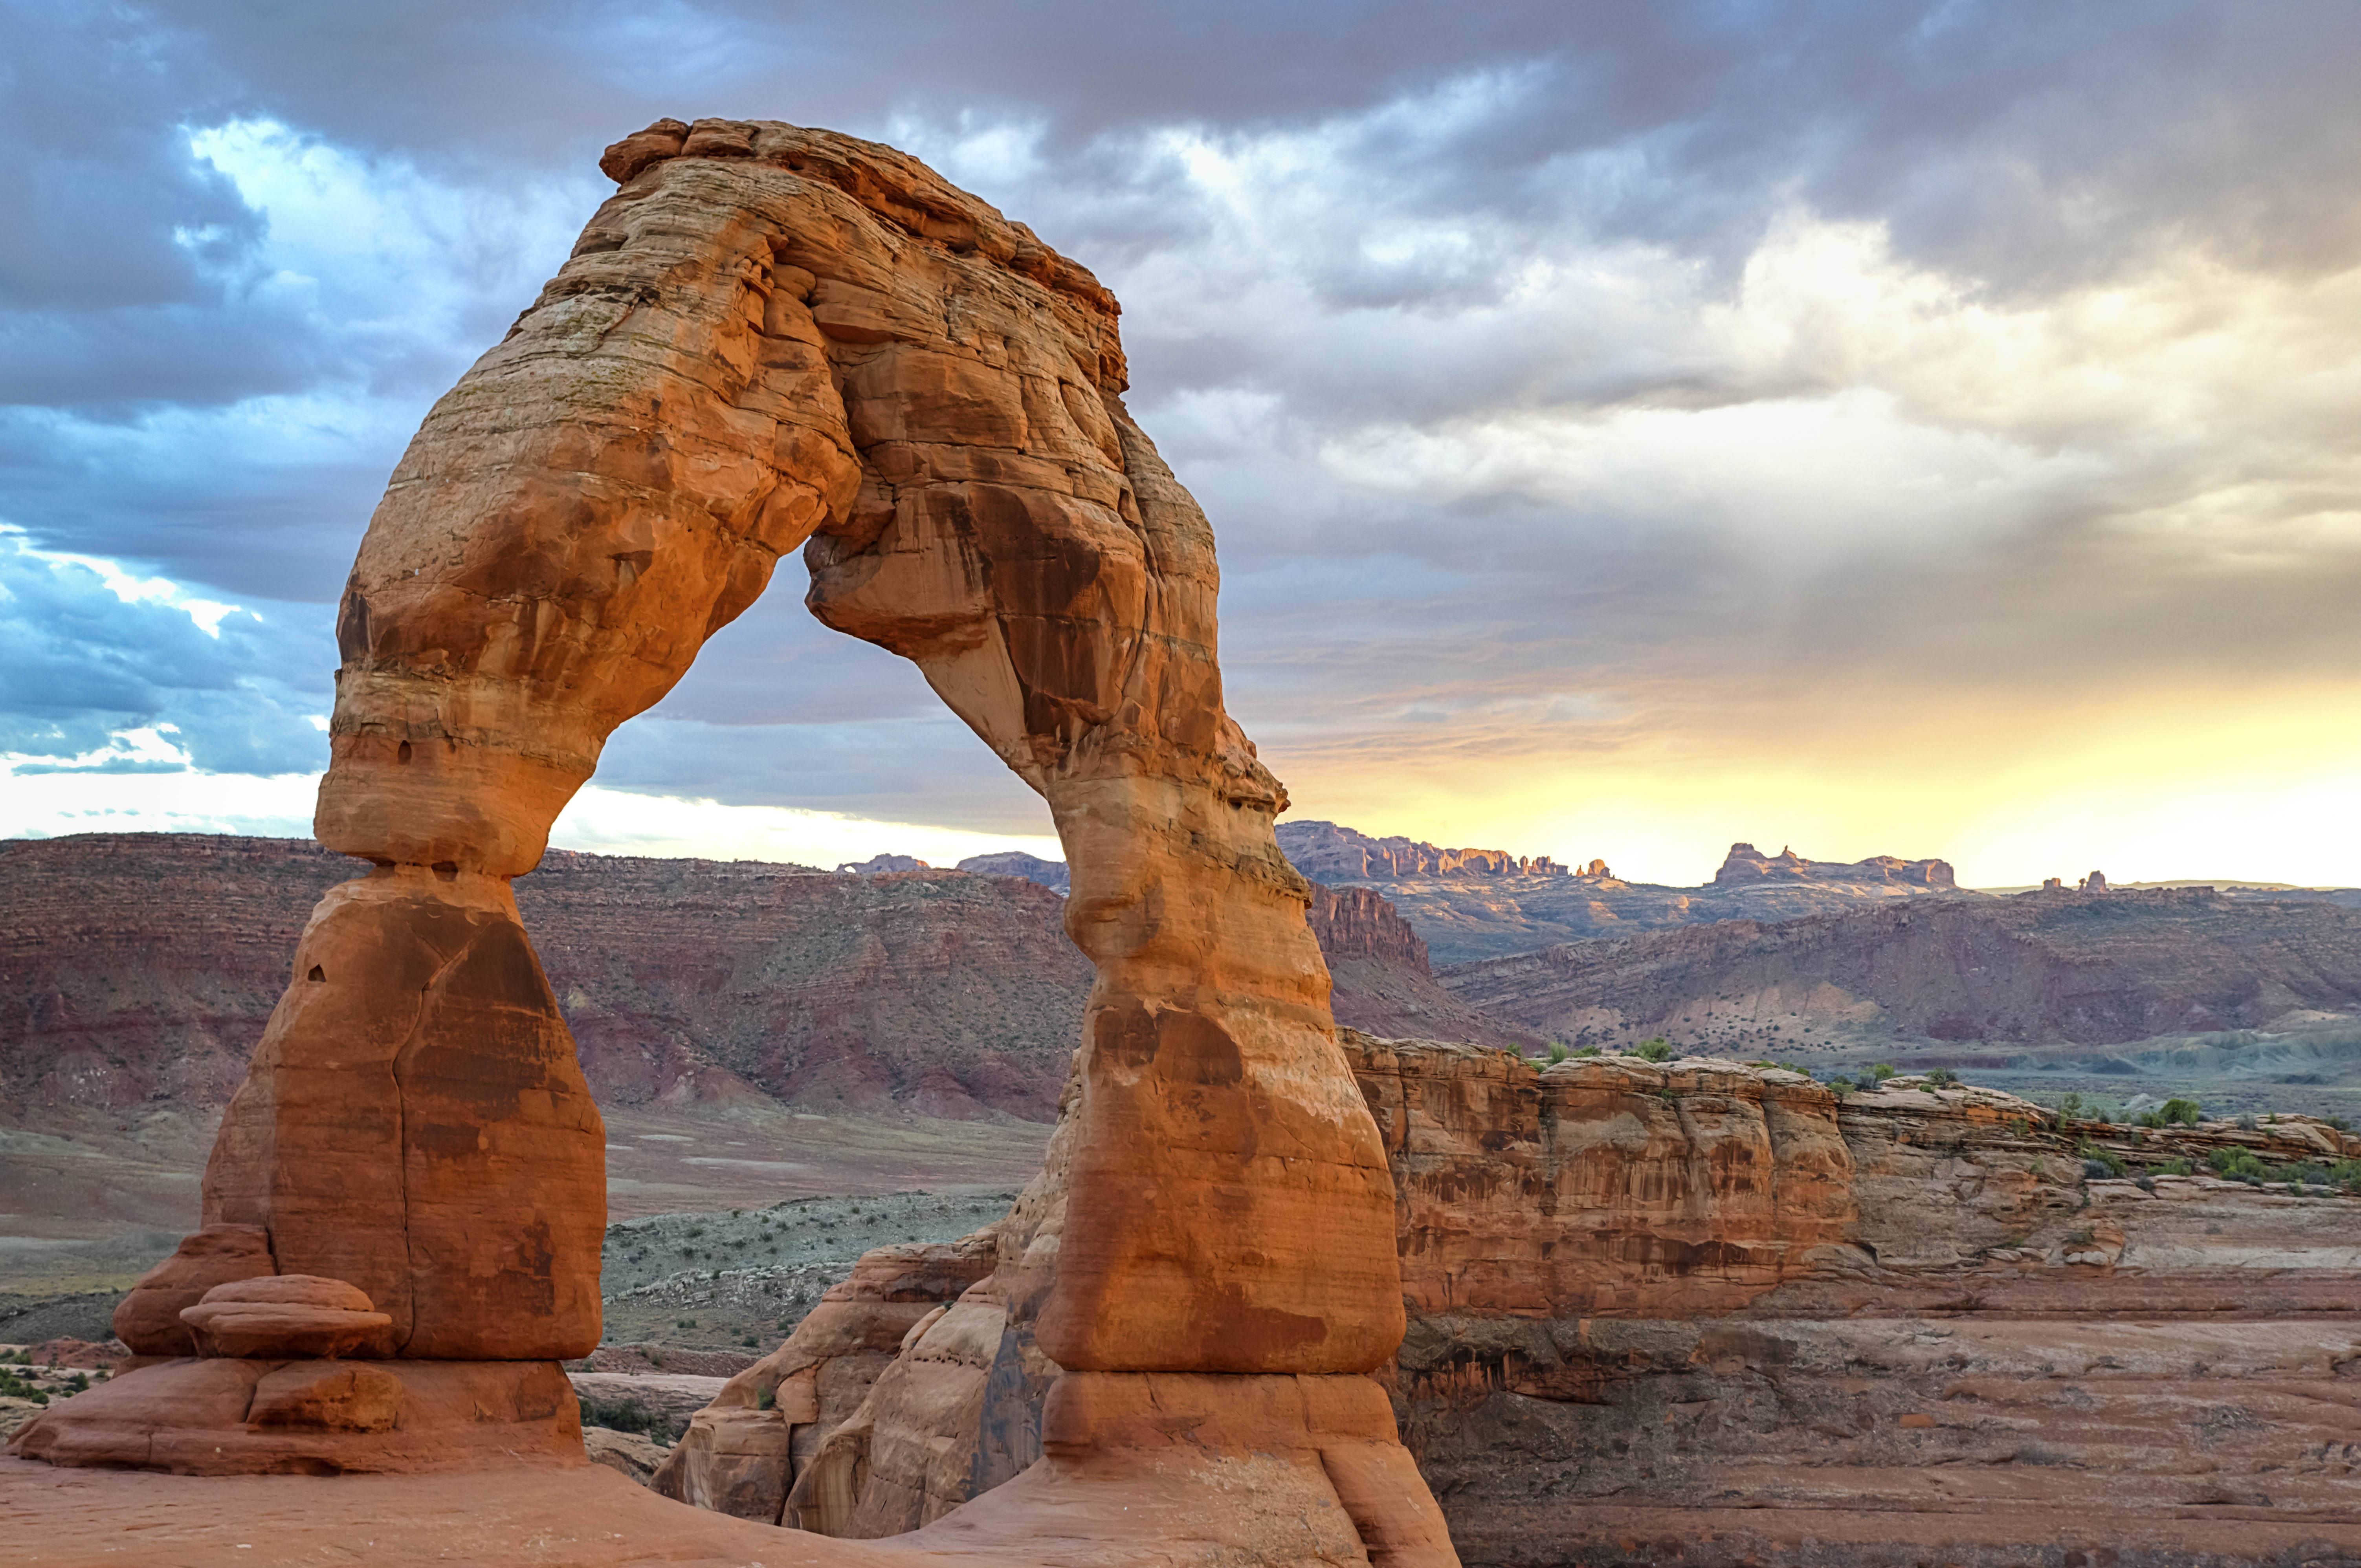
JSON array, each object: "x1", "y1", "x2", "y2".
[
  {"x1": 1367, "y1": 1040, "x2": 2361, "y2": 1568},
  {"x1": 1309, "y1": 887, "x2": 1539, "y2": 1051},
  {"x1": 673, "y1": 1036, "x2": 2361, "y2": 1564},
  {"x1": 1288, "y1": 830, "x2": 1985, "y2": 965},
  {"x1": 1440, "y1": 884, "x2": 2361, "y2": 1051},
  {"x1": 1279, "y1": 821, "x2": 1570, "y2": 881}
]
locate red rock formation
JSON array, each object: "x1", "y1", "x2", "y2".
[
  {"x1": 15, "y1": 117, "x2": 1447, "y2": 1558},
  {"x1": 660, "y1": 1033, "x2": 2360, "y2": 1564}
]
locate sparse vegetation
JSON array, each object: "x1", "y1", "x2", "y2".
[
  {"x1": 1923, "y1": 1068, "x2": 1957, "y2": 1088},
  {"x1": 1633, "y1": 1037, "x2": 1675, "y2": 1063},
  {"x1": 1868, "y1": 1063, "x2": 1897, "y2": 1083},
  {"x1": 2077, "y1": 1140, "x2": 2126, "y2": 1178},
  {"x1": 1546, "y1": 1041, "x2": 1571, "y2": 1065}
]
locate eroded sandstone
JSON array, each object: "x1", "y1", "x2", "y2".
[{"x1": 15, "y1": 116, "x2": 1446, "y2": 1562}]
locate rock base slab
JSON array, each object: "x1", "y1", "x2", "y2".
[{"x1": 5, "y1": 1356, "x2": 581, "y2": 1475}]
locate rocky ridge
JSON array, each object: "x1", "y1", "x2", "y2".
[{"x1": 1440, "y1": 883, "x2": 2361, "y2": 1066}]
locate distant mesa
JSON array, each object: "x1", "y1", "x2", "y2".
[
  {"x1": 2083, "y1": 870, "x2": 2109, "y2": 894},
  {"x1": 835, "y1": 853, "x2": 929, "y2": 875},
  {"x1": 1275, "y1": 819, "x2": 1572, "y2": 881},
  {"x1": 1713, "y1": 841, "x2": 1956, "y2": 891},
  {"x1": 954, "y1": 851, "x2": 1071, "y2": 895}
]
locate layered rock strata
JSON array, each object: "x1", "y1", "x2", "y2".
[
  {"x1": 666, "y1": 1035, "x2": 2361, "y2": 1564},
  {"x1": 14, "y1": 117, "x2": 1447, "y2": 1560}
]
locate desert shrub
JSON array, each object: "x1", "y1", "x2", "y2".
[
  {"x1": 2154, "y1": 1158, "x2": 2193, "y2": 1177},
  {"x1": 2058, "y1": 1092, "x2": 2084, "y2": 1121},
  {"x1": 2236, "y1": 1114, "x2": 2259, "y2": 1131},
  {"x1": 1868, "y1": 1063, "x2": 1897, "y2": 1083},
  {"x1": 2326, "y1": 1116, "x2": 2352, "y2": 1132},
  {"x1": 685, "y1": 1225, "x2": 705, "y2": 1238},
  {"x1": 2135, "y1": 1175, "x2": 2156, "y2": 1192},
  {"x1": 0, "y1": 1369, "x2": 46, "y2": 1403},
  {"x1": 2208, "y1": 1147, "x2": 2269, "y2": 1183},
  {"x1": 1634, "y1": 1037, "x2": 1675, "y2": 1063},
  {"x1": 578, "y1": 1396, "x2": 661, "y2": 1436},
  {"x1": 1570, "y1": 1044, "x2": 1603, "y2": 1058},
  {"x1": 2135, "y1": 1111, "x2": 2162, "y2": 1128},
  {"x1": 2159, "y1": 1097, "x2": 2202, "y2": 1127},
  {"x1": 677, "y1": 1317, "x2": 697, "y2": 1329},
  {"x1": 2077, "y1": 1141, "x2": 2126, "y2": 1178},
  {"x1": 1829, "y1": 1076, "x2": 1857, "y2": 1097},
  {"x1": 1546, "y1": 1041, "x2": 1572, "y2": 1065},
  {"x1": 1923, "y1": 1068, "x2": 1958, "y2": 1088},
  {"x1": 756, "y1": 1386, "x2": 775, "y2": 1411},
  {"x1": 777, "y1": 1317, "x2": 794, "y2": 1332}
]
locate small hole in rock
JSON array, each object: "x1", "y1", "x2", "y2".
[
  {"x1": 432, "y1": 862, "x2": 459, "y2": 881},
  {"x1": 308, "y1": 965, "x2": 325, "y2": 983},
  {"x1": 397, "y1": 741, "x2": 413, "y2": 764}
]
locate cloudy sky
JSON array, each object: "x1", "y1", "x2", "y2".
[{"x1": 4, "y1": 1, "x2": 2358, "y2": 885}]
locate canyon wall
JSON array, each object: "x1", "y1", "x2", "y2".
[
  {"x1": 2, "y1": 832, "x2": 1505, "y2": 1131},
  {"x1": 679, "y1": 1035, "x2": 2361, "y2": 1563}
]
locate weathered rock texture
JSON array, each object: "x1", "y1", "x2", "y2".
[
  {"x1": 1442, "y1": 884, "x2": 2361, "y2": 1049},
  {"x1": 1366, "y1": 1039, "x2": 2361, "y2": 1567},
  {"x1": 14, "y1": 118, "x2": 1447, "y2": 1557},
  {"x1": 666, "y1": 1033, "x2": 2361, "y2": 1564}
]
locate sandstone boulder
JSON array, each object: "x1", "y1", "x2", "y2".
[
  {"x1": 180, "y1": 1275, "x2": 391, "y2": 1361},
  {"x1": 111, "y1": 1222, "x2": 275, "y2": 1356}
]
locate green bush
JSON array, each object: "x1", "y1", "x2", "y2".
[
  {"x1": 1828, "y1": 1076, "x2": 1857, "y2": 1096},
  {"x1": 1570, "y1": 1044, "x2": 1603, "y2": 1058},
  {"x1": 2075, "y1": 1139, "x2": 2126, "y2": 1178},
  {"x1": 1633, "y1": 1037, "x2": 1675, "y2": 1063},
  {"x1": 1868, "y1": 1063, "x2": 1897, "y2": 1083},
  {"x1": 1546, "y1": 1041, "x2": 1572, "y2": 1065},
  {"x1": 2058, "y1": 1092, "x2": 2084, "y2": 1121},
  {"x1": 578, "y1": 1396, "x2": 662, "y2": 1437},
  {"x1": 2159, "y1": 1097, "x2": 2202, "y2": 1127},
  {"x1": 1923, "y1": 1067, "x2": 1958, "y2": 1088}
]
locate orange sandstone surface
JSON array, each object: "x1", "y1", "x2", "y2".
[{"x1": 7, "y1": 117, "x2": 1451, "y2": 1567}]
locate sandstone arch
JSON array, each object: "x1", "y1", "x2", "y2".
[{"x1": 15, "y1": 121, "x2": 1454, "y2": 1561}]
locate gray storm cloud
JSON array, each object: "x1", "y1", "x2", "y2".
[{"x1": 2, "y1": 0, "x2": 2357, "y2": 854}]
